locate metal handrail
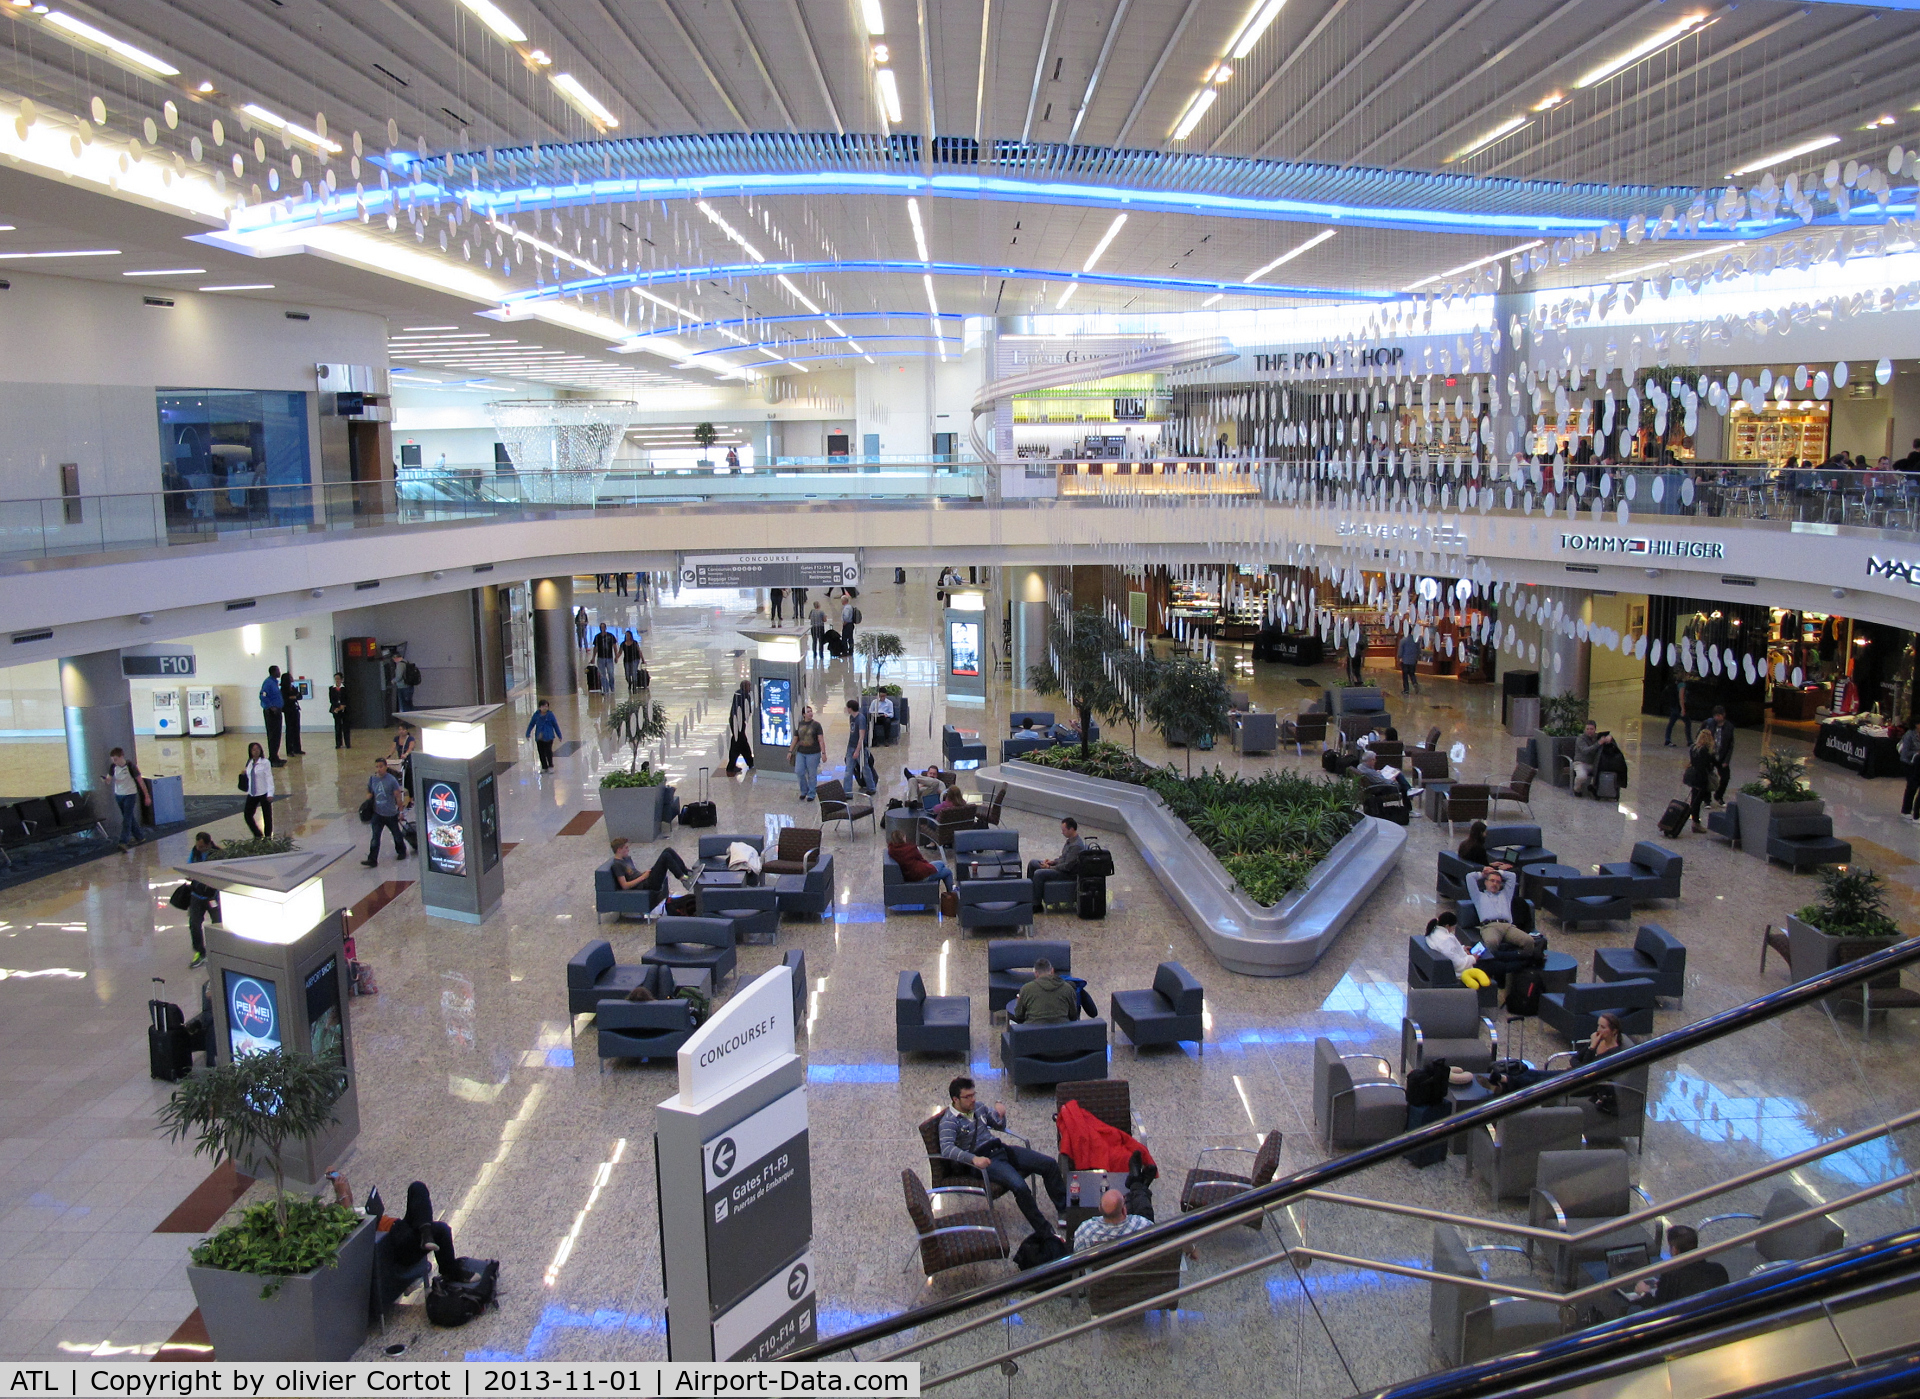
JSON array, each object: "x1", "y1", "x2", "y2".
[{"x1": 787, "y1": 934, "x2": 1920, "y2": 1362}]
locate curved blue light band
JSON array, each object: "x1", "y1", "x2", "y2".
[{"x1": 688, "y1": 333, "x2": 960, "y2": 359}]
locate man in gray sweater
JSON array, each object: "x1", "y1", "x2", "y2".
[
  {"x1": 1571, "y1": 720, "x2": 1602, "y2": 797},
  {"x1": 937, "y1": 1076, "x2": 1067, "y2": 1238}
]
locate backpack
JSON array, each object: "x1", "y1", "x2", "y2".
[
  {"x1": 425, "y1": 1258, "x2": 499, "y2": 1327},
  {"x1": 1504, "y1": 969, "x2": 1546, "y2": 1017},
  {"x1": 1013, "y1": 1229, "x2": 1071, "y2": 1271},
  {"x1": 403, "y1": 662, "x2": 422, "y2": 687}
]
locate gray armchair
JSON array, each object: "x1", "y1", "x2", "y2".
[
  {"x1": 697, "y1": 834, "x2": 762, "y2": 870},
  {"x1": 1232, "y1": 712, "x2": 1279, "y2": 755},
  {"x1": 1109, "y1": 962, "x2": 1204, "y2": 1051},
  {"x1": 958, "y1": 879, "x2": 1035, "y2": 937},
  {"x1": 1544, "y1": 1040, "x2": 1650, "y2": 1151},
  {"x1": 594, "y1": 860, "x2": 657, "y2": 922},
  {"x1": 1482, "y1": 824, "x2": 1555, "y2": 866},
  {"x1": 1401, "y1": 988, "x2": 1498, "y2": 1076},
  {"x1": 987, "y1": 940, "x2": 1071, "y2": 1015},
  {"x1": 1536, "y1": 874, "x2": 1635, "y2": 930},
  {"x1": 640, "y1": 915, "x2": 737, "y2": 986},
  {"x1": 1700, "y1": 1187, "x2": 1846, "y2": 1278},
  {"x1": 1429, "y1": 1224, "x2": 1565, "y2": 1368},
  {"x1": 883, "y1": 848, "x2": 945, "y2": 912},
  {"x1": 1528, "y1": 1148, "x2": 1657, "y2": 1286},
  {"x1": 595, "y1": 964, "x2": 697, "y2": 1063},
  {"x1": 1467, "y1": 1105, "x2": 1585, "y2": 1203},
  {"x1": 953, "y1": 827, "x2": 1020, "y2": 866},
  {"x1": 897, "y1": 970, "x2": 970, "y2": 1057},
  {"x1": 696, "y1": 883, "x2": 780, "y2": 945},
  {"x1": 775, "y1": 852, "x2": 834, "y2": 918},
  {"x1": 1593, "y1": 924, "x2": 1687, "y2": 1003},
  {"x1": 1766, "y1": 813, "x2": 1852, "y2": 871},
  {"x1": 1598, "y1": 842, "x2": 1683, "y2": 903},
  {"x1": 1312, "y1": 1037, "x2": 1406, "y2": 1149},
  {"x1": 761, "y1": 826, "x2": 822, "y2": 876},
  {"x1": 1001, "y1": 734, "x2": 1055, "y2": 762},
  {"x1": 567, "y1": 939, "x2": 650, "y2": 1016},
  {"x1": 1179, "y1": 1131, "x2": 1282, "y2": 1222},
  {"x1": 1538, "y1": 978, "x2": 1657, "y2": 1041},
  {"x1": 941, "y1": 724, "x2": 987, "y2": 766},
  {"x1": 1000, "y1": 1018, "x2": 1107, "y2": 1088},
  {"x1": 1436, "y1": 850, "x2": 1479, "y2": 901},
  {"x1": 818, "y1": 779, "x2": 876, "y2": 835},
  {"x1": 1436, "y1": 784, "x2": 1491, "y2": 835},
  {"x1": 1009, "y1": 710, "x2": 1055, "y2": 730},
  {"x1": 1407, "y1": 935, "x2": 1498, "y2": 1007}
]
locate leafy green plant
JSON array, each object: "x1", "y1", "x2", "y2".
[
  {"x1": 604, "y1": 697, "x2": 669, "y2": 776},
  {"x1": 218, "y1": 835, "x2": 294, "y2": 859},
  {"x1": 1144, "y1": 656, "x2": 1233, "y2": 776},
  {"x1": 1538, "y1": 694, "x2": 1591, "y2": 737},
  {"x1": 1795, "y1": 866, "x2": 1901, "y2": 939},
  {"x1": 855, "y1": 630, "x2": 905, "y2": 681},
  {"x1": 188, "y1": 1197, "x2": 363, "y2": 1299},
  {"x1": 1027, "y1": 607, "x2": 1155, "y2": 758},
  {"x1": 600, "y1": 767, "x2": 665, "y2": 788},
  {"x1": 158, "y1": 1047, "x2": 348, "y2": 1291},
  {"x1": 1741, "y1": 749, "x2": 1818, "y2": 803},
  {"x1": 672, "y1": 984, "x2": 712, "y2": 1026},
  {"x1": 862, "y1": 682, "x2": 904, "y2": 698},
  {"x1": 693, "y1": 422, "x2": 718, "y2": 451}
]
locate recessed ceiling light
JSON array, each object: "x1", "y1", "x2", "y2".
[
  {"x1": 123, "y1": 267, "x2": 206, "y2": 276},
  {"x1": 196, "y1": 81, "x2": 214, "y2": 93},
  {"x1": 0, "y1": 248, "x2": 119, "y2": 259},
  {"x1": 1201, "y1": 293, "x2": 1224, "y2": 306},
  {"x1": 43, "y1": 11, "x2": 178, "y2": 75},
  {"x1": 777, "y1": 274, "x2": 822, "y2": 314},
  {"x1": 551, "y1": 73, "x2": 618, "y2": 127},
  {"x1": 1228, "y1": 0, "x2": 1287, "y2": 58},
  {"x1": 876, "y1": 69, "x2": 903, "y2": 124},
  {"x1": 1449, "y1": 115, "x2": 1528, "y2": 162},
  {"x1": 860, "y1": 0, "x2": 884, "y2": 36},
  {"x1": 1056, "y1": 282, "x2": 1078, "y2": 309},
  {"x1": 696, "y1": 201, "x2": 763, "y2": 262},
  {"x1": 1403, "y1": 239, "x2": 1543, "y2": 291},
  {"x1": 240, "y1": 103, "x2": 341, "y2": 153},
  {"x1": 1081, "y1": 213, "x2": 1128, "y2": 273},
  {"x1": 1730, "y1": 134, "x2": 1841, "y2": 175},
  {"x1": 403, "y1": 324, "x2": 461, "y2": 331},
  {"x1": 1575, "y1": 12, "x2": 1710, "y2": 89},
  {"x1": 455, "y1": 0, "x2": 526, "y2": 43},
  {"x1": 907, "y1": 198, "x2": 930, "y2": 262},
  {"x1": 199, "y1": 283, "x2": 274, "y2": 291},
  {"x1": 1244, "y1": 228, "x2": 1333, "y2": 281},
  {"x1": 1170, "y1": 89, "x2": 1217, "y2": 141}
]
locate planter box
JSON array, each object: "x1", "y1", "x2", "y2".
[
  {"x1": 1537, "y1": 734, "x2": 1580, "y2": 788},
  {"x1": 187, "y1": 1214, "x2": 376, "y2": 1361},
  {"x1": 600, "y1": 782, "x2": 667, "y2": 843},
  {"x1": 1735, "y1": 794, "x2": 1825, "y2": 859}
]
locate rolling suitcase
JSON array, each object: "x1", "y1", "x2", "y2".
[
  {"x1": 1657, "y1": 798, "x2": 1689, "y2": 839},
  {"x1": 585, "y1": 663, "x2": 600, "y2": 692},
  {"x1": 679, "y1": 768, "x2": 717, "y2": 827},
  {"x1": 148, "y1": 978, "x2": 192, "y2": 1082}
]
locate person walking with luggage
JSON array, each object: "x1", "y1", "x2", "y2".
[
  {"x1": 620, "y1": 631, "x2": 643, "y2": 691},
  {"x1": 808, "y1": 600, "x2": 828, "y2": 664},
  {"x1": 1397, "y1": 630, "x2": 1421, "y2": 695},
  {"x1": 841, "y1": 594, "x2": 861, "y2": 656},
  {"x1": 725, "y1": 680, "x2": 755, "y2": 776},
  {"x1": 592, "y1": 625, "x2": 618, "y2": 696},
  {"x1": 525, "y1": 699, "x2": 562, "y2": 772},
  {"x1": 241, "y1": 742, "x2": 274, "y2": 838},
  {"x1": 1902, "y1": 724, "x2": 1920, "y2": 819},
  {"x1": 769, "y1": 587, "x2": 785, "y2": 625},
  {"x1": 259, "y1": 666, "x2": 286, "y2": 766},
  {"x1": 1683, "y1": 729, "x2": 1716, "y2": 833},
  {"x1": 1708, "y1": 704, "x2": 1736, "y2": 805},
  {"x1": 789, "y1": 704, "x2": 824, "y2": 801},
  {"x1": 329, "y1": 672, "x2": 351, "y2": 749},
  {"x1": 843, "y1": 699, "x2": 876, "y2": 794},
  {"x1": 363, "y1": 757, "x2": 412, "y2": 866},
  {"x1": 279, "y1": 671, "x2": 304, "y2": 755},
  {"x1": 391, "y1": 725, "x2": 416, "y2": 796},
  {"x1": 185, "y1": 830, "x2": 218, "y2": 968},
  {"x1": 1663, "y1": 675, "x2": 1693, "y2": 746},
  {"x1": 105, "y1": 746, "x2": 150, "y2": 850}
]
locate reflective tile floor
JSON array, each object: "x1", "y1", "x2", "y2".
[{"x1": 0, "y1": 572, "x2": 1916, "y2": 1390}]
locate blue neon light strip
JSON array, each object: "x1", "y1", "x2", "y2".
[
  {"x1": 688, "y1": 334, "x2": 959, "y2": 358},
  {"x1": 624, "y1": 309, "x2": 968, "y2": 343}
]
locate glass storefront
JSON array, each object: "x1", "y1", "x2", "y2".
[{"x1": 157, "y1": 388, "x2": 312, "y2": 532}]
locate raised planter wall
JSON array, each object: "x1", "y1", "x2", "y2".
[
  {"x1": 186, "y1": 1214, "x2": 376, "y2": 1361},
  {"x1": 979, "y1": 762, "x2": 1405, "y2": 977},
  {"x1": 600, "y1": 783, "x2": 667, "y2": 844}
]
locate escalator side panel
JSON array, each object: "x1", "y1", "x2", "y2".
[{"x1": 1664, "y1": 1316, "x2": 1847, "y2": 1399}]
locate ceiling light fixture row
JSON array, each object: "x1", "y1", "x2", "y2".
[
  {"x1": 449, "y1": 0, "x2": 614, "y2": 128},
  {"x1": 1169, "y1": 0, "x2": 1288, "y2": 142}
]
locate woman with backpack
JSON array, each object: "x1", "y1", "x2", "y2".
[{"x1": 1683, "y1": 729, "x2": 1716, "y2": 832}]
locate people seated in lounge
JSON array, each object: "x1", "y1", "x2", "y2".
[
  {"x1": 388, "y1": 1181, "x2": 468, "y2": 1281},
  {"x1": 1073, "y1": 1188, "x2": 1151, "y2": 1252},
  {"x1": 1007, "y1": 957, "x2": 1076, "y2": 1024},
  {"x1": 1630, "y1": 1225, "x2": 1729, "y2": 1308},
  {"x1": 870, "y1": 693, "x2": 895, "y2": 743},
  {"x1": 1015, "y1": 716, "x2": 1039, "y2": 733},
  {"x1": 608, "y1": 837, "x2": 691, "y2": 899},
  {"x1": 1466, "y1": 867, "x2": 1534, "y2": 932},
  {"x1": 1577, "y1": 1012, "x2": 1625, "y2": 1063},
  {"x1": 1025, "y1": 817, "x2": 1087, "y2": 886},
  {"x1": 931, "y1": 786, "x2": 974, "y2": 818},
  {"x1": 887, "y1": 831, "x2": 955, "y2": 892},
  {"x1": 939, "y1": 1075, "x2": 1068, "y2": 1240},
  {"x1": 1423, "y1": 912, "x2": 1479, "y2": 977},
  {"x1": 625, "y1": 983, "x2": 657, "y2": 1002},
  {"x1": 1572, "y1": 720, "x2": 1620, "y2": 799},
  {"x1": 1425, "y1": 911, "x2": 1534, "y2": 985},
  {"x1": 1457, "y1": 820, "x2": 1513, "y2": 871},
  {"x1": 1359, "y1": 752, "x2": 1422, "y2": 798},
  {"x1": 902, "y1": 765, "x2": 944, "y2": 806}
]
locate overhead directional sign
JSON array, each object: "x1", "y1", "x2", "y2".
[{"x1": 680, "y1": 553, "x2": 859, "y2": 590}]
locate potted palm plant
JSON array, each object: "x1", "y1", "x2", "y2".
[
  {"x1": 160, "y1": 1047, "x2": 371, "y2": 1360},
  {"x1": 1785, "y1": 866, "x2": 1905, "y2": 1010},
  {"x1": 693, "y1": 422, "x2": 719, "y2": 468},
  {"x1": 600, "y1": 698, "x2": 672, "y2": 842},
  {"x1": 1145, "y1": 657, "x2": 1234, "y2": 777},
  {"x1": 1536, "y1": 694, "x2": 1590, "y2": 790},
  {"x1": 1735, "y1": 750, "x2": 1823, "y2": 859}
]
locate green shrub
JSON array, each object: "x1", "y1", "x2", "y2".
[
  {"x1": 1795, "y1": 866, "x2": 1901, "y2": 939},
  {"x1": 218, "y1": 835, "x2": 294, "y2": 858},
  {"x1": 600, "y1": 767, "x2": 665, "y2": 788},
  {"x1": 1741, "y1": 750, "x2": 1818, "y2": 803},
  {"x1": 188, "y1": 1198, "x2": 362, "y2": 1298},
  {"x1": 1539, "y1": 694, "x2": 1590, "y2": 737}
]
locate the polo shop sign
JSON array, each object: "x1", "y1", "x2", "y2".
[{"x1": 1557, "y1": 533, "x2": 1725, "y2": 559}]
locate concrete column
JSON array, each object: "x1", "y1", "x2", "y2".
[
  {"x1": 472, "y1": 585, "x2": 506, "y2": 704},
  {"x1": 1538, "y1": 585, "x2": 1592, "y2": 700},
  {"x1": 531, "y1": 576, "x2": 578, "y2": 698},
  {"x1": 1009, "y1": 566, "x2": 1049, "y2": 681},
  {"x1": 60, "y1": 650, "x2": 135, "y2": 795}
]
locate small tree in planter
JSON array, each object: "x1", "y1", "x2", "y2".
[
  {"x1": 693, "y1": 422, "x2": 719, "y2": 466},
  {"x1": 1794, "y1": 866, "x2": 1900, "y2": 939},
  {"x1": 1736, "y1": 749, "x2": 1822, "y2": 858},
  {"x1": 220, "y1": 834, "x2": 295, "y2": 858},
  {"x1": 855, "y1": 630, "x2": 905, "y2": 682},
  {"x1": 1026, "y1": 607, "x2": 1150, "y2": 760},
  {"x1": 601, "y1": 699, "x2": 672, "y2": 841},
  {"x1": 1145, "y1": 656, "x2": 1234, "y2": 777}
]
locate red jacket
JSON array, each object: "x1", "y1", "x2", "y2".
[{"x1": 1055, "y1": 1099, "x2": 1154, "y2": 1173}]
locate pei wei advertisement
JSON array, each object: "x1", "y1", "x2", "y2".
[{"x1": 426, "y1": 778, "x2": 467, "y2": 877}]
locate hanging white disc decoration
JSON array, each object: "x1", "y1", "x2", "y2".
[
  {"x1": 1834, "y1": 361, "x2": 1849, "y2": 387},
  {"x1": 1528, "y1": 642, "x2": 1538, "y2": 663},
  {"x1": 1877, "y1": 357, "x2": 1894, "y2": 386},
  {"x1": 1743, "y1": 653, "x2": 1756, "y2": 683},
  {"x1": 1680, "y1": 478, "x2": 1695, "y2": 506},
  {"x1": 1680, "y1": 636, "x2": 1693, "y2": 668},
  {"x1": 1814, "y1": 371, "x2": 1830, "y2": 398},
  {"x1": 1450, "y1": 741, "x2": 1467, "y2": 764},
  {"x1": 1636, "y1": 636, "x2": 1648, "y2": 660}
]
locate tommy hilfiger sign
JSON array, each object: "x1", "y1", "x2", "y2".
[
  {"x1": 1867, "y1": 556, "x2": 1920, "y2": 585},
  {"x1": 1557, "y1": 534, "x2": 1726, "y2": 559}
]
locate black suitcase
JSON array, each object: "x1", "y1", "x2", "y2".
[
  {"x1": 679, "y1": 768, "x2": 717, "y2": 828},
  {"x1": 894, "y1": 567, "x2": 906, "y2": 584},
  {"x1": 1657, "y1": 798, "x2": 1689, "y2": 839},
  {"x1": 1404, "y1": 1100, "x2": 1451, "y2": 1167},
  {"x1": 148, "y1": 979, "x2": 192, "y2": 1082},
  {"x1": 585, "y1": 663, "x2": 600, "y2": 691},
  {"x1": 1076, "y1": 875, "x2": 1107, "y2": 920}
]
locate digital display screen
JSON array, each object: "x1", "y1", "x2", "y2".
[
  {"x1": 304, "y1": 957, "x2": 344, "y2": 1073},
  {"x1": 476, "y1": 772, "x2": 501, "y2": 873},
  {"x1": 225, "y1": 970, "x2": 281, "y2": 1059},
  {"x1": 759, "y1": 677, "x2": 792, "y2": 747},
  {"x1": 949, "y1": 621, "x2": 981, "y2": 678},
  {"x1": 425, "y1": 779, "x2": 467, "y2": 877}
]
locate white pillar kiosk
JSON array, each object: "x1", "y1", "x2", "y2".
[
  {"x1": 395, "y1": 705, "x2": 506, "y2": 923},
  {"x1": 944, "y1": 588, "x2": 987, "y2": 705},
  {"x1": 178, "y1": 845, "x2": 360, "y2": 1186},
  {"x1": 740, "y1": 631, "x2": 804, "y2": 785}
]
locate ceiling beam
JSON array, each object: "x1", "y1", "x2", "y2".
[
  {"x1": 1297, "y1": 0, "x2": 1499, "y2": 163},
  {"x1": 1111, "y1": 0, "x2": 1200, "y2": 147},
  {"x1": 723, "y1": 0, "x2": 798, "y2": 131},
  {"x1": 1068, "y1": 0, "x2": 1132, "y2": 145},
  {"x1": 787, "y1": 0, "x2": 844, "y2": 136},
  {"x1": 649, "y1": 0, "x2": 750, "y2": 130},
  {"x1": 1021, "y1": 0, "x2": 1061, "y2": 144},
  {"x1": 1249, "y1": 0, "x2": 1431, "y2": 160},
  {"x1": 1206, "y1": 0, "x2": 1357, "y2": 155}
]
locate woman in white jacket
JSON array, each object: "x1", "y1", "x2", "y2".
[{"x1": 242, "y1": 741, "x2": 275, "y2": 838}]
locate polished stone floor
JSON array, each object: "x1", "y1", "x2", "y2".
[{"x1": 0, "y1": 571, "x2": 1915, "y2": 1392}]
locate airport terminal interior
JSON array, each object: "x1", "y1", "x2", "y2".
[{"x1": 6, "y1": 0, "x2": 1920, "y2": 1393}]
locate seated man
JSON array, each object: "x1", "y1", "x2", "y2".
[
  {"x1": 1007, "y1": 957, "x2": 1076, "y2": 1024},
  {"x1": 1359, "y1": 752, "x2": 1423, "y2": 799},
  {"x1": 608, "y1": 838, "x2": 691, "y2": 905},
  {"x1": 1073, "y1": 1188, "x2": 1151, "y2": 1253},
  {"x1": 1631, "y1": 1225, "x2": 1729, "y2": 1308},
  {"x1": 902, "y1": 765, "x2": 945, "y2": 807},
  {"x1": 870, "y1": 693, "x2": 896, "y2": 743},
  {"x1": 1466, "y1": 867, "x2": 1535, "y2": 934},
  {"x1": 938, "y1": 1076, "x2": 1067, "y2": 1240},
  {"x1": 1571, "y1": 720, "x2": 1621, "y2": 799},
  {"x1": 1026, "y1": 816, "x2": 1087, "y2": 883},
  {"x1": 886, "y1": 831, "x2": 954, "y2": 892}
]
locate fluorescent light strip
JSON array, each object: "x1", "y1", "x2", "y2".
[
  {"x1": 1450, "y1": 115, "x2": 1528, "y2": 163},
  {"x1": 930, "y1": 316, "x2": 945, "y2": 361},
  {"x1": 0, "y1": 249, "x2": 119, "y2": 259},
  {"x1": 551, "y1": 74, "x2": 619, "y2": 128},
  {"x1": 861, "y1": 0, "x2": 885, "y2": 35},
  {"x1": 1056, "y1": 283, "x2": 1078, "y2": 309},
  {"x1": 456, "y1": 0, "x2": 527, "y2": 43},
  {"x1": 122, "y1": 267, "x2": 205, "y2": 276},
  {"x1": 922, "y1": 273, "x2": 941, "y2": 319},
  {"x1": 1245, "y1": 228, "x2": 1334, "y2": 281},
  {"x1": 876, "y1": 69, "x2": 903, "y2": 124},
  {"x1": 403, "y1": 325, "x2": 461, "y2": 331},
  {"x1": 1403, "y1": 239, "x2": 1544, "y2": 291},
  {"x1": 1201, "y1": 292, "x2": 1223, "y2": 306},
  {"x1": 1229, "y1": 0, "x2": 1288, "y2": 57},
  {"x1": 488, "y1": 217, "x2": 603, "y2": 275},
  {"x1": 240, "y1": 104, "x2": 341, "y2": 154},
  {"x1": 1081, "y1": 213, "x2": 1128, "y2": 273},
  {"x1": 629, "y1": 286, "x2": 702, "y2": 320},
  {"x1": 906, "y1": 198, "x2": 930, "y2": 262},
  {"x1": 697, "y1": 201, "x2": 764, "y2": 262},
  {"x1": 43, "y1": 11, "x2": 178, "y2": 75},
  {"x1": 1170, "y1": 89, "x2": 1218, "y2": 141},
  {"x1": 1731, "y1": 134, "x2": 1840, "y2": 176},
  {"x1": 777, "y1": 274, "x2": 822, "y2": 314},
  {"x1": 1575, "y1": 12, "x2": 1710, "y2": 89},
  {"x1": 199, "y1": 283, "x2": 274, "y2": 291}
]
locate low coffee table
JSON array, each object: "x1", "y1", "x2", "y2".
[
  {"x1": 1062, "y1": 1169, "x2": 1123, "y2": 1234},
  {"x1": 1445, "y1": 1076, "x2": 1494, "y2": 1155},
  {"x1": 960, "y1": 859, "x2": 1020, "y2": 883},
  {"x1": 1520, "y1": 862, "x2": 1579, "y2": 901},
  {"x1": 695, "y1": 868, "x2": 749, "y2": 892},
  {"x1": 669, "y1": 967, "x2": 714, "y2": 1000}
]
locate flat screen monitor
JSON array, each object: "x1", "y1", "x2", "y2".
[
  {"x1": 304, "y1": 956, "x2": 344, "y2": 1074},
  {"x1": 424, "y1": 778, "x2": 467, "y2": 877},
  {"x1": 476, "y1": 771, "x2": 501, "y2": 873},
  {"x1": 949, "y1": 620, "x2": 980, "y2": 678},
  {"x1": 224, "y1": 970, "x2": 282, "y2": 1059},
  {"x1": 759, "y1": 676, "x2": 792, "y2": 747}
]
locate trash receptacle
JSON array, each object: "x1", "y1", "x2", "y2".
[{"x1": 147, "y1": 773, "x2": 185, "y2": 827}]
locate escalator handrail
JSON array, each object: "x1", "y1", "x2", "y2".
[
  {"x1": 1367, "y1": 1224, "x2": 1920, "y2": 1399},
  {"x1": 787, "y1": 934, "x2": 1920, "y2": 1361}
]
